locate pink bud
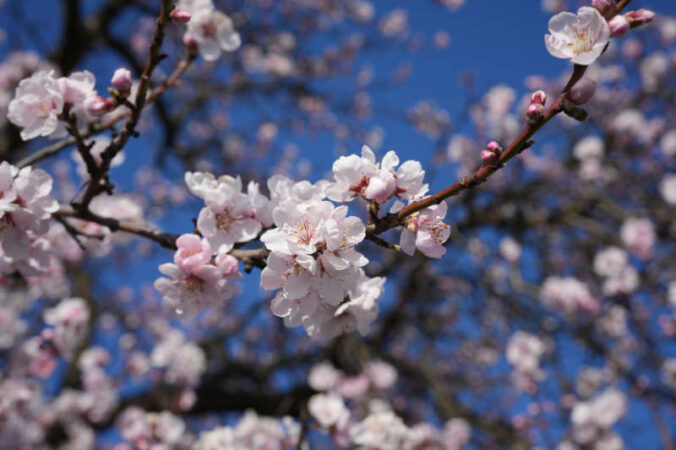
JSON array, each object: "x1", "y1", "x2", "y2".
[
  {"x1": 625, "y1": 9, "x2": 655, "y2": 27},
  {"x1": 486, "y1": 141, "x2": 502, "y2": 154},
  {"x1": 526, "y1": 103, "x2": 544, "y2": 124},
  {"x1": 182, "y1": 32, "x2": 199, "y2": 50},
  {"x1": 566, "y1": 78, "x2": 597, "y2": 105},
  {"x1": 83, "y1": 96, "x2": 115, "y2": 116},
  {"x1": 608, "y1": 15, "x2": 630, "y2": 38},
  {"x1": 481, "y1": 150, "x2": 499, "y2": 167},
  {"x1": 216, "y1": 253, "x2": 241, "y2": 278},
  {"x1": 111, "y1": 68, "x2": 132, "y2": 95},
  {"x1": 592, "y1": 0, "x2": 612, "y2": 15},
  {"x1": 530, "y1": 90, "x2": 547, "y2": 106},
  {"x1": 170, "y1": 9, "x2": 192, "y2": 23}
]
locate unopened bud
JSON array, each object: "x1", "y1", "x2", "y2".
[
  {"x1": 566, "y1": 78, "x2": 597, "y2": 105},
  {"x1": 482, "y1": 141, "x2": 502, "y2": 167},
  {"x1": 530, "y1": 90, "x2": 547, "y2": 106},
  {"x1": 170, "y1": 9, "x2": 192, "y2": 24},
  {"x1": 625, "y1": 9, "x2": 655, "y2": 28},
  {"x1": 84, "y1": 96, "x2": 115, "y2": 116},
  {"x1": 608, "y1": 15, "x2": 630, "y2": 38},
  {"x1": 481, "y1": 150, "x2": 499, "y2": 167},
  {"x1": 526, "y1": 103, "x2": 544, "y2": 124},
  {"x1": 486, "y1": 141, "x2": 502, "y2": 154},
  {"x1": 592, "y1": 0, "x2": 612, "y2": 15},
  {"x1": 111, "y1": 68, "x2": 132, "y2": 96}
]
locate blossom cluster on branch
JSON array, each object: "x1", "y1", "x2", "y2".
[{"x1": 0, "y1": 0, "x2": 672, "y2": 448}]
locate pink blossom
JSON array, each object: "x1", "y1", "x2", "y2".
[
  {"x1": 608, "y1": 15, "x2": 630, "y2": 38},
  {"x1": 593, "y1": 246, "x2": 628, "y2": 278},
  {"x1": 187, "y1": 9, "x2": 241, "y2": 61},
  {"x1": 56, "y1": 70, "x2": 96, "y2": 108},
  {"x1": 541, "y1": 276, "x2": 599, "y2": 315},
  {"x1": 174, "y1": 233, "x2": 212, "y2": 273},
  {"x1": 545, "y1": 7, "x2": 610, "y2": 65},
  {"x1": 0, "y1": 162, "x2": 58, "y2": 269},
  {"x1": 170, "y1": 9, "x2": 192, "y2": 24},
  {"x1": 308, "y1": 392, "x2": 350, "y2": 428},
  {"x1": 188, "y1": 172, "x2": 262, "y2": 253},
  {"x1": 366, "y1": 360, "x2": 397, "y2": 390},
  {"x1": 308, "y1": 362, "x2": 341, "y2": 391},
  {"x1": 395, "y1": 200, "x2": 451, "y2": 259},
  {"x1": 111, "y1": 68, "x2": 132, "y2": 95},
  {"x1": 620, "y1": 217, "x2": 655, "y2": 259},
  {"x1": 327, "y1": 145, "x2": 426, "y2": 204},
  {"x1": 43, "y1": 297, "x2": 90, "y2": 357},
  {"x1": 7, "y1": 70, "x2": 64, "y2": 140},
  {"x1": 154, "y1": 261, "x2": 237, "y2": 315}
]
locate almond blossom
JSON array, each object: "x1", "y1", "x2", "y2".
[
  {"x1": 392, "y1": 198, "x2": 451, "y2": 259},
  {"x1": 0, "y1": 162, "x2": 58, "y2": 273},
  {"x1": 7, "y1": 70, "x2": 64, "y2": 140},
  {"x1": 43, "y1": 297, "x2": 90, "y2": 358},
  {"x1": 186, "y1": 8, "x2": 241, "y2": 61},
  {"x1": 187, "y1": 172, "x2": 263, "y2": 253},
  {"x1": 326, "y1": 145, "x2": 426, "y2": 204},
  {"x1": 153, "y1": 234, "x2": 241, "y2": 315},
  {"x1": 55, "y1": 70, "x2": 97, "y2": 113},
  {"x1": 544, "y1": 6, "x2": 610, "y2": 65}
]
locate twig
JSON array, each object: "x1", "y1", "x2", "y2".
[{"x1": 16, "y1": 49, "x2": 195, "y2": 169}]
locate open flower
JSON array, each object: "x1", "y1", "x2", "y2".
[
  {"x1": 7, "y1": 70, "x2": 64, "y2": 140},
  {"x1": 187, "y1": 9, "x2": 241, "y2": 61},
  {"x1": 393, "y1": 200, "x2": 451, "y2": 258},
  {"x1": 544, "y1": 6, "x2": 610, "y2": 65}
]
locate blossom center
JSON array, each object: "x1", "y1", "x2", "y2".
[{"x1": 568, "y1": 30, "x2": 594, "y2": 55}]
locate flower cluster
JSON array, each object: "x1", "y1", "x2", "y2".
[
  {"x1": 118, "y1": 407, "x2": 191, "y2": 449},
  {"x1": 506, "y1": 331, "x2": 546, "y2": 394},
  {"x1": 540, "y1": 276, "x2": 600, "y2": 315},
  {"x1": 306, "y1": 360, "x2": 472, "y2": 449},
  {"x1": 326, "y1": 145, "x2": 426, "y2": 204},
  {"x1": 186, "y1": 172, "x2": 271, "y2": 253},
  {"x1": 175, "y1": 0, "x2": 241, "y2": 60},
  {"x1": 260, "y1": 175, "x2": 385, "y2": 339},
  {"x1": 564, "y1": 388, "x2": 627, "y2": 449},
  {"x1": 194, "y1": 411, "x2": 299, "y2": 450},
  {"x1": 154, "y1": 233, "x2": 241, "y2": 315},
  {"x1": 150, "y1": 330, "x2": 206, "y2": 410},
  {"x1": 0, "y1": 162, "x2": 58, "y2": 276},
  {"x1": 7, "y1": 70, "x2": 102, "y2": 140},
  {"x1": 157, "y1": 147, "x2": 450, "y2": 339},
  {"x1": 43, "y1": 297, "x2": 90, "y2": 358}
]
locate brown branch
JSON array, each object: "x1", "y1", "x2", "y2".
[
  {"x1": 54, "y1": 205, "x2": 270, "y2": 267},
  {"x1": 370, "y1": 64, "x2": 593, "y2": 236},
  {"x1": 74, "y1": 0, "x2": 173, "y2": 210}
]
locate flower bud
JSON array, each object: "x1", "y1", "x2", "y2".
[
  {"x1": 111, "y1": 68, "x2": 132, "y2": 96},
  {"x1": 608, "y1": 15, "x2": 630, "y2": 38},
  {"x1": 486, "y1": 141, "x2": 502, "y2": 154},
  {"x1": 481, "y1": 150, "x2": 499, "y2": 167},
  {"x1": 566, "y1": 78, "x2": 597, "y2": 105},
  {"x1": 482, "y1": 141, "x2": 502, "y2": 167},
  {"x1": 592, "y1": 0, "x2": 612, "y2": 15},
  {"x1": 84, "y1": 96, "x2": 115, "y2": 116},
  {"x1": 170, "y1": 9, "x2": 192, "y2": 23},
  {"x1": 625, "y1": 9, "x2": 655, "y2": 28},
  {"x1": 526, "y1": 103, "x2": 544, "y2": 124},
  {"x1": 530, "y1": 90, "x2": 547, "y2": 106}
]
